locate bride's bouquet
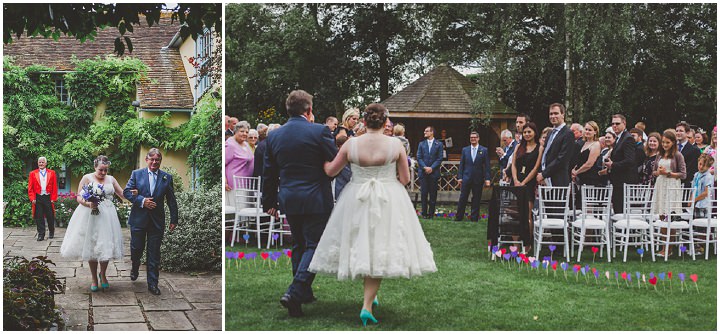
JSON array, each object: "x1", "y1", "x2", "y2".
[{"x1": 82, "y1": 182, "x2": 107, "y2": 215}]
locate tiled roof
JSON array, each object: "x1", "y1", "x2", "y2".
[
  {"x1": 382, "y1": 65, "x2": 513, "y2": 116},
  {"x1": 3, "y1": 15, "x2": 194, "y2": 110}
]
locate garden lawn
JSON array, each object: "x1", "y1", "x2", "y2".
[{"x1": 225, "y1": 207, "x2": 717, "y2": 330}]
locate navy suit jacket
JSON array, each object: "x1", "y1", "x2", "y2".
[
  {"x1": 458, "y1": 145, "x2": 491, "y2": 185},
  {"x1": 417, "y1": 139, "x2": 444, "y2": 179},
  {"x1": 262, "y1": 116, "x2": 338, "y2": 215},
  {"x1": 680, "y1": 141, "x2": 701, "y2": 185},
  {"x1": 499, "y1": 140, "x2": 517, "y2": 170},
  {"x1": 123, "y1": 168, "x2": 178, "y2": 230},
  {"x1": 541, "y1": 125, "x2": 574, "y2": 187},
  {"x1": 609, "y1": 130, "x2": 638, "y2": 184}
]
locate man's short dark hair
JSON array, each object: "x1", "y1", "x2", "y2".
[
  {"x1": 548, "y1": 103, "x2": 565, "y2": 114},
  {"x1": 517, "y1": 113, "x2": 531, "y2": 122},
  {"x1": 285, "y1": 90, "x2": 313, "y2": 116},
  {"x1": 676, "y1": 121, "x2": 691, "y2": 132},
  {"x1": 629, "y1": 128, "x2": 643, "y2": 136},
  {"x1": 425, "y1": 126, "x2": 435, "y2": 134},
  {"x1": 470, "y1": 131, "x2": 479, "y2": 137}
]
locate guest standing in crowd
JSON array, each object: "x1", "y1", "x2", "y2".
[
  {"x1": 692, "y1": 153, "x2": 714, "y2": 255},
  {"x1": 248, "y1": 129, "x2": 259, "y2": 153},
  {"x1": 225, "y1": 121, "x2": 254, "y2": 195},
  {"x1": 652, "y1": 129, "x2": 686, "y2": 258},
  {"x1": 497, "y1": 129, "x2": 516, "y2": 174},
  {"x1": 695, "y1": 130, "x2": 708, "y2": 153},
  {"x1": 598, "y1": 131, "x2": 616, "y2": 186},
  {"x1": 455, "y1": 131, "x2": 491, "y2": 222},
  {"x1": 676, "y1": 121, "x2": 701, "y2": 188},
  {"x1": 225, "y1": 116, "x2": 238, "y2": 140},
  {"x1": 605, "y1": 114, "x2": 637, "y2": 213},
  {"x1": 253, "y1": 124, "x2": 280, "y2": 178},
  {"x1": 569, "y1": 123, "x2": 585, "y2": 180},
  {"x1": 640, "y1": 132, "x2": 662, "y2": 186},
  {"x1": 336, "y1": 108, "x2": 360, "y2": 139},
  {"x1": 635, "y1": 121, "x2": 649, "y2": 142},
  {"x1": 511, "y1": 122, "x2": 542, "y2": 248},
  {"x1": 629, "y1": 127, "x2": 647, "y2": 176},
  {"x1": 572, "y1": 121, "x2": 602, "y2": 188},
  {"x1": 393, "y1": 123, "x2": 411, "y2": 156},
  {"x1": 333, "y1": 134, "x2": 352, "y2": 200},
  {"x1": 325, "y1": 116, "x2": 339, "y2": 134},
  {"x1": 537, "y1": 103, "x2": 574, "y2": 187},
  {"x1": 417, "y1": 126, "x2": 444, "y2": 219}
]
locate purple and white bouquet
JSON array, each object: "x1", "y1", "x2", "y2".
[{"x1": 82, "y1": 181, "x2": 107, "y2": 215}]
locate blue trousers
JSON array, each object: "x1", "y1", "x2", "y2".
[
  {"x1": 420, "y1": 176, "x2": 439, "y2": 217},
  {"x1": 456, "y1": 181, "x2": 482, "y2": 221},
  {"x1": 285, "y1": 212, "x2": 330, "y2": 302},
  {"x1": 130, "y1": 225, "x2": 163, "y2": 286}
]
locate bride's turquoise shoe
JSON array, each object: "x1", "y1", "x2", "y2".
[
  {"x1": 372, "y1": 296, "x2": 379, "y2": 307},
  {"x1": 360, "y1": 309, "x2": 378, "y2": 326},
  {"x1": 90, "y1": 283, "x2": 99, "y2": 292},
  {"x1": 99, "y1": 273, "x2": 109, "y2": 290}
]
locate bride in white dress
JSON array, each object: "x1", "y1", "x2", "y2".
[
  {"x1": 309, "y1": 103, "x2": 437, "y2": 326},
  {"x1": 60, "y1": 155, "x2": 127, "y2": 292}
]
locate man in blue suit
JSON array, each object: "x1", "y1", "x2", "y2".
[
  {"x1": 455, "y1": 131, "x2": 491, "y2": 221},
  {"x1": 417, "y1": 126, "x2": 444, "y2": 219},
  {"x1": 123, "y1": 148, "x2": 178, "y2": 295},
  {"x1": 262, "y1": 90, "x2": 337, "y2": 317}
]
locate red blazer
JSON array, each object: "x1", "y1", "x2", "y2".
[{"x1": 28, "y1": 169, "x2": 58, "y2": 216}]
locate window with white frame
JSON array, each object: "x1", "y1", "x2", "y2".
[
  {"x1": 195, "y1": 28, "x2": 212, "y2": 101},
  {"x1": 55, "y1": 78, "x2": 71, "y2": 105}
]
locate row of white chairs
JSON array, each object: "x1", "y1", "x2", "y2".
[
  {"x1": 531, "y1": 184, "x2": 717, "y2": 262},
  {"x1": 224, "y1": 176, "x2": 291, "y2": 248}
]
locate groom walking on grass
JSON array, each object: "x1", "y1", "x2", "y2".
[
  {"x1": 123, "y1": 148, "x2": 178, "y2": 295},
  {"x1": 262, "y1": 90, "x2": 338, "y2": 317}
]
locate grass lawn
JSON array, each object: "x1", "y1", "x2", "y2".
[{"x1": 225, "y1": 206, "x2": 717, "y2": 330}]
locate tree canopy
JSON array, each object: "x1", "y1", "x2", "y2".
[
  {"x1": 3, "y1": 3, "x2": 222, "y2": 55},
  {"x1": 225, "y1": 3, "x2": 716, "y2": 132}
]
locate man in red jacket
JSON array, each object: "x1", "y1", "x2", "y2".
[{"x1": 28, "y1": 156, "x2": 58, "y2": 241}]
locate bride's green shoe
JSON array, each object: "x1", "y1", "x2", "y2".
[
  {"x1": 99, "y1": 273, "x2": 109, "y2": 290},
  {"x1": 360, "y1": 309, "x2": 378, "y2": 326}
]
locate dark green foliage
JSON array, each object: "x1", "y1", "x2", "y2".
[
  {"x1": 160, "y1": 186, "x2": 222, "y2": 272},
  {"x1": 3, "y1": 256, "x2": 64, "y2": 331}
]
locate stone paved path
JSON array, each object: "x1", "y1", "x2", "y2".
[{"x1": 3, "y1": 227, "x2": 222, "y2": 331}]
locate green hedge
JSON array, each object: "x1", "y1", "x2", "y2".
[{"x1": 159, "y1": 185, "x2": 222, "y2": 272}]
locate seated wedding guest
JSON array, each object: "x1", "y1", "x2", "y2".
[
  {"x1": 334, "y1": 134, "x2": 352, "y2": 201},
  {"x1": 652, "y1": 129, "x2": 686, "y2": 258},
  {"x1": 695, "y1": 130, "x2": 709, "y2": 153},
  {"x1": 336, "y1": 108, "x2": 360, "y2": 139},
  {"x1": 225, "y1": 121, "x2": 254, "y2": 204},
  {"x1": 248, "y1": 129, "x2": 259, "y2": 153},
  {"x1": 640, "y1": 132, "x2": 661, "y2": 186}
]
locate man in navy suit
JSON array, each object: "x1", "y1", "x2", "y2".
[
  {"x1": 417, "y1": 126, "x2": 444, "y2": 218},
  {"x1": 455, "y1": 131, "x2": 491, "y2": 221},
  {"x1": 123, "y1": 148, "x2": 178, "y2": 295},
  {"x1": 606, "y1": 114, "x2": 638, "y2": 213},
  {"x1": 262, "y1": 90, "x2": 337, "y2": 317},
  {"x1": 537, "y1": 103, "x2": 574, "y2": 187}
]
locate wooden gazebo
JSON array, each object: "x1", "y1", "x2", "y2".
[{"x1": 382, "y1": 65, "x2": 516, "y2": 161}]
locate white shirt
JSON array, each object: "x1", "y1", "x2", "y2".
[
  {"x1": 427, "y1": 139, "x2": 434, "y2": 152},
  {"x1": 678, "y1": 139, "x2": 689, "y2": 152},
  {"x1": 39, "y1": 168, "x2": 48, "y2": 195},
  {"x1": 471, "y1": 145, "x2": 479, "y2": 161}
]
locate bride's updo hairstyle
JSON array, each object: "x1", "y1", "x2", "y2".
[
  {"x1": 363, "y1": 103, "x2": 388, "y2": 130},
  {"x1": 94, "y1": 155, "x2": 111, "y2": 168}
]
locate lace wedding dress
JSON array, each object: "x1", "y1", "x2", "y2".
[
  {"x1": 309, "y1": 136, "x2": 437, "y2": 280},
  {"x1": 60, "y1": 175, "x2": 124, "y2": 261}
]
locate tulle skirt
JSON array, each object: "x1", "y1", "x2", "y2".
[
  {"x1": 309, "y1": 180, "x2": 437, "y2": 280},
  {"x1": 60, "y1": 201, "x2": 124, "y2": 262}
]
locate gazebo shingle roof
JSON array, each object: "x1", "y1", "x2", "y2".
[
  {"x1": 382, "y1": 65, "x2": 513, "y2": 118},
  {"x1": 3, "y1": 15, "x2": 193, "y2": 110}
]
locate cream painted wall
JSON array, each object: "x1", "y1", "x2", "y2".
[{"x1": 179, "y1": 37, "x2": 198, "y2": 99}]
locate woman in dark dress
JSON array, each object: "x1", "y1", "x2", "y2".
[
  {"x1": 571, "y1": 121, "x2": 602, "y2": 210},
  {"x1": 640, "y1": 132, "x2": 661, "y2": 186},
  {"x1": 511, "y1": 122, "x2": 542, "y2": 250}
]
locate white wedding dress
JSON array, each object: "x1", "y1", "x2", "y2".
[
  {"x1": 309, "y1": 136, "x2": 437, "y2": 280},
  {"x1": 60, "y1": 175, "x2": 124, "y2": 262}
]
